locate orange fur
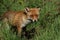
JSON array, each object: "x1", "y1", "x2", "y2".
[{"x1": 1, "y1": 8, "x2": 40, "y2": 36}]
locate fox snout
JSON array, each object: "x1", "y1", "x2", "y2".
[
  {"x1": 29, "y1": 15, "x2": 39, "y2": 22},
  {"x1": 32, "y1": 18, "x2": 38, "y2": 22},
  {"x1": 31, "y1": 16, "x2": 38, "y2": 22}
]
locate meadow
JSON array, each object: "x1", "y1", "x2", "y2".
[{"x1": 0, "y1": 0, "x2": 60, "y2": 40}]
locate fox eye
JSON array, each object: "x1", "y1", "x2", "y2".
[
  {"x1": 30, "y1": 15, "x2": 33, "y2": 17},
  {"x1": 35, "y1": 15, "x2": 38, "y2": 17}
]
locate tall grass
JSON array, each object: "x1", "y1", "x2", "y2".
[{"x1": 0, "y1": 0, "x2": 60, "y2": 40}]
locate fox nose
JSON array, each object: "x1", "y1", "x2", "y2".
[{"x1": 33, "y1": 19, "x2": 37, "y2": 22}]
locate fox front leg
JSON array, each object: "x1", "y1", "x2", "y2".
[{"x1": 17, "y1": 26, "x2": 22, "y2": 37}]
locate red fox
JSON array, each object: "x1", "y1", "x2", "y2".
[{"x1": 0, "y1": 7, "x2": 40, "y2": 35}]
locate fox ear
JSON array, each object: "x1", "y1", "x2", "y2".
[{"x1": 25, "y1": 7, "x2": 30, "y2": 13}]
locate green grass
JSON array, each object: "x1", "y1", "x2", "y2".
[{"x1": 0, "y1": 0, "x2": 60, "y2": 40}]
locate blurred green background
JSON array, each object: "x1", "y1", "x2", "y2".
[{"x1": 0, "y1": 0, "x2": 60, "y2": 40}]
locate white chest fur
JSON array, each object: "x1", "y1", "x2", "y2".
[{"x1": 21, "y1": 18, "x2": 31, "y2": 27}]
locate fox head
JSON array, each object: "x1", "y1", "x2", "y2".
[{"x1": 25, "y1": 7, "x2": 40, "y2": 22}]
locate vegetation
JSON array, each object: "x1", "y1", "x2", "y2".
[{"x1": 0, "y1": 0, "x2": 60, "y2": 40}]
